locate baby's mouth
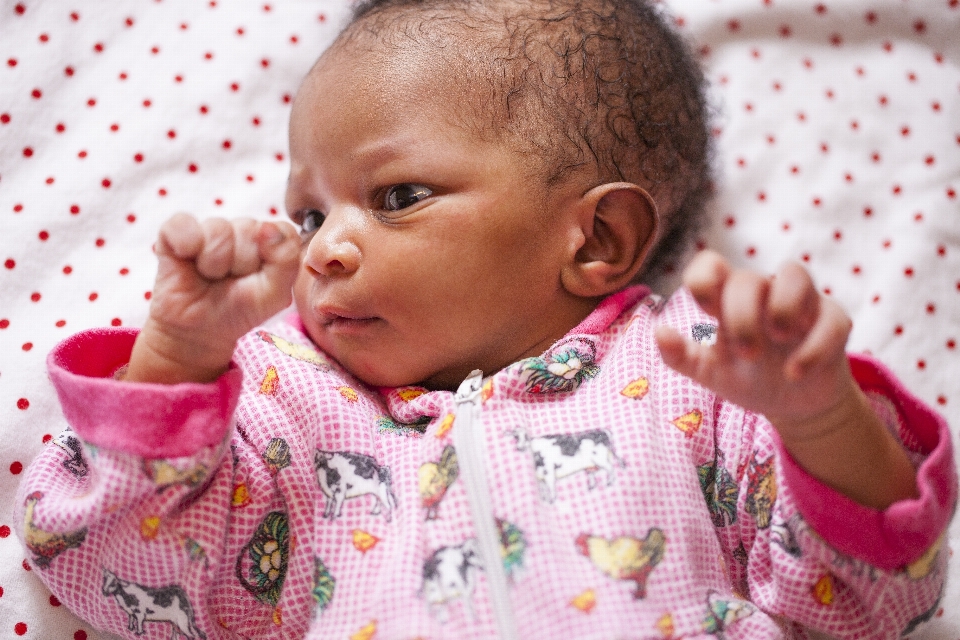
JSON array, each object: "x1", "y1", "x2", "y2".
[{"x1": 318, "y1": 309, "x2": 380, "y2": 332}]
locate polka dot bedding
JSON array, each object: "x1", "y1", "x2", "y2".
[{"x1": 0, "y1": 0, "x2": 956, "y2": 638}]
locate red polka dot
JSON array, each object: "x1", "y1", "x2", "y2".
[
  {"x1": 947, "y1": 339, "x2": 956, "y2": 350},
  {"x1": 55, "y1": 320, "x2": 66, "y2": 328},
  {"x1": 7, "y1": 58, "x2": 17, "y2": 67},
  {"x1": 17, "y1": 398, "x2": 29, "y2": 410},
  {"x1": 87, "y1": 98, "x2": 96, "y2": 107},
  {"x1": 89, "y1": 292, "x2": 99, "y2": 302},
  {"x1": 0, "y1": 113, "x2": 10, "y2": 124},
  {"x1": 0, "y1": 525, "x2": 10, "y2": 538},
  {"x1": 102, "y1": 178, "x2": 112, "y2": 188},
  {"x1": 49, "y1": 594, "x2": 61, "y2": 607},
  {"x1": 188, "y1": 163, "x2": 199, "y2": 172},
  {"x1": 9, "y1": 461, "x2": 22, "y2": 475},
  {"x1": 4, "y1": 259, "x2": 14, "y2": 269},
  {"x1": 167, "y1": 129, "x2": 177, "y2": 139},
  {"x1": 14, "y1": 3, "x2": 25, "y2": 15},
  {"x1": 222, "y1": 139, "x2": 232, "y2": 149},
  {"x1": 14, "y1": 622, "x2": 27, "y2": 636},
  {"x1": 134, "y1": 153, "x2": 144, "y2": 162},
  {"x1": 75, "y1": 631, "x2": 88, "y2": 640},
  {"x1": 145, "y1": 291, "x2": 152, "y2": 300},
  {"x1": 111, "y1": 318, "x2": 123, "y2": 327},
  {"x1": 42, "y1": 434, "x2": 52, "y2": 443},
  {"x1": 22, "y1": 147, "x2": 34, "y2": 158},
  {"x1": 21, "y1": 342, "x2": 32, "y2": 352},
  {"x1": 30, "y1": 292, "x2": 41, "y2": 301},
  {"x1": 917, "y1": 360, "x2": 926, "y2": 370},
  {"x1": 127, "y1": 214, "x2": 137, "y2": 223},
  {"x1": 95, "y1": 238, "x2": 105, "y2": 247},
  {"x1": 31, "y1": 88, "x2": 42, "y2": 99},
  {"x1": 894, "y1": 325, "x2": 904, "y2": 336},
  {"x1": 0, "y1": 319, "x2": 9, "y2": 329}
]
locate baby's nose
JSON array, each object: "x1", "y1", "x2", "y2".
[{"x1": 303, "y1": 212, "x2": 361, "y2": 277}]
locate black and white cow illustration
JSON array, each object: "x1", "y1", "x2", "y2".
[
  {"x1": 314, "y1": 450, "x2": 398, "y2": 522},
  {"x1": 101, "y1": 569, "x2": 206, "y2": 639},
  {"x1": 421, "y1": 539, "x2": 483, "y2": 622},
  {"x1": 511, "y1": 427, "x2": 625, "y2": 503}
]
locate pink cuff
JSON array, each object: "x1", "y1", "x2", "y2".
[
  {"x1": 47, "y1": 328, "x2": 242, "y2": 459},
  {"x1": 777, "y1": 354, "x2": 958, "y2": 570}
]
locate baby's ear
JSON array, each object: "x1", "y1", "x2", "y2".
[{"x1": 561, "y1": 182, "x2": 659, "y2": 298}]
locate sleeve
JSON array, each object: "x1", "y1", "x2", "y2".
[
  {"x1": 712, "y1": 353, "x2": 956, "y2": 640},
  {"x1": 13, "y1": 327, "x2": 247, "y2": 638}
]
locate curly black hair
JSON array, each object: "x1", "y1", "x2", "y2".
[{"x1": 334, "y1": 0, "x2": 711, "y2": 282}]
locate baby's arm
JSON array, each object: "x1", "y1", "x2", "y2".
[
  {"x1": 126, "y1": 213, "x2": 301, "y2": 384},
  {"x1": 655, "y1": 250, "x2": 918, "y2": 509}
]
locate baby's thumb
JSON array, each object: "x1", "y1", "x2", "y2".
[{"x1": 254, "y1": 220, "x2": 301, "y2": 301}]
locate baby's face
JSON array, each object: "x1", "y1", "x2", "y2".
[{"x1": 285, "y1": 44, "x2": 593, "y2": 390}]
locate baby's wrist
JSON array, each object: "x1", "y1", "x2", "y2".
[{"x1": 124, "y1": 321, "x2": 235, "y2": 385}]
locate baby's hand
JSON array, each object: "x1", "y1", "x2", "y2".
[
  {"x1": 125, "y1": 213, "x2": 301, "y2": 384},
  {"x1": 655, "y1": 250, "x2": 856, "y2": 442}
]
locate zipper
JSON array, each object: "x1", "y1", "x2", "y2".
[{"x1": 453, "y1": 370, "x2": 519, "y2": 640}]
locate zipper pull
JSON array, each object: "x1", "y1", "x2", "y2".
[{"x1": 455, "y1": 369, "x2": 484, "y2": 405}]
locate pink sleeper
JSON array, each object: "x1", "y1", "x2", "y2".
[{"x1": 16, "y1": 287, "x2": 957, "y2": 639}]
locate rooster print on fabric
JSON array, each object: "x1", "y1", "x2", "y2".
[
  {"x1": 702, "y1": 590, "x2": 756, "y2": 637},
  {"x1": 418, "y1": 445, "x2": 459, "y2": 520},
  {"x1": 517, "y1": 339, "x2": 599, "y2": 393},
  {"x1": 745, "y1": 454, "x2": 777, "y2": 529},
  {"x1": 498, "y1": 519, "x2": 527, "y2": 580},
  {"x1": 698, "y1": 450, "x2": 739, "y2": 528},
  {"x1": 576, "y1": 528, "x2": 666, "y2": 599},
  {"x1": 312, "y1": 557, "x2": 336, "y2": 614},
  {"x1": 22, "y1": 491, "x2": 87, "y2": 569}
]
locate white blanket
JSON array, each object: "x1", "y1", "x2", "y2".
[{"x1": 1, "y1": 0, "x2": 956, "y2": 637}]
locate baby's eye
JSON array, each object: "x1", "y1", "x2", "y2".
[
  {"x1": 296, "y1": 209, "x2": 325, "y2": 236},
  {"x1": 384, "y1": 184, "x2": 432, "y2": 211}
]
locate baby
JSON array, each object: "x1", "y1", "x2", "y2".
[{"x1": 17, "y1": 0, "x2": 956, "y2": 638}]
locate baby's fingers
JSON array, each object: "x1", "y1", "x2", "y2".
[
  {"x1": 719, "y1": 268, "x2": 771, "y2": 360},
  {"x1": 194, "y1": 218, "x2": 237, "y2": 280},
  {"x1": 682, "y1": 250, "x2": 730, "y2": 319},
  {"x1": 155, "y1": 213, "x2": 204, "y2": 261},
  {"x1": 767, "y1": 262, "x2": 819, "y2": 343},
  {"x1": 784, "y1": 296, "x2": 852, "y2": 381},
  {"x1": 655, "y1": 324, "x2": 710, "y2": 382}
]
